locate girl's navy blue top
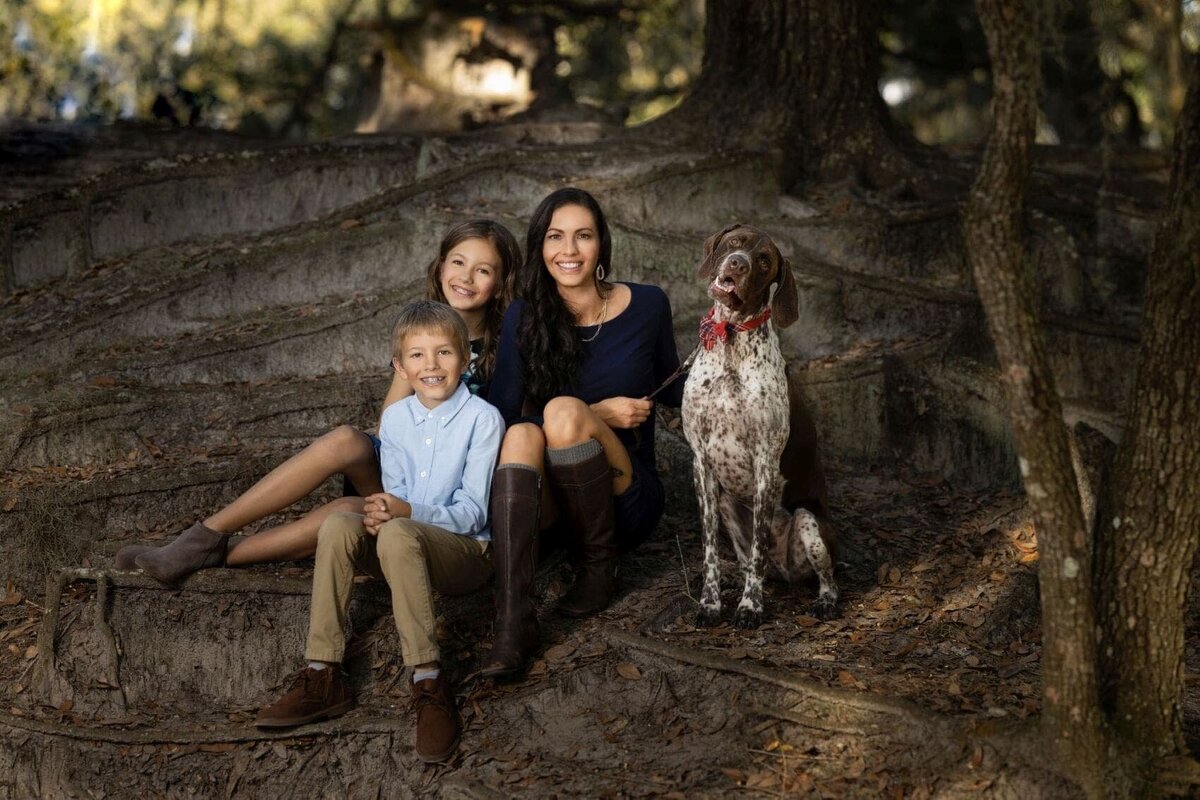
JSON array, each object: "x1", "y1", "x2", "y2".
[{"x1": 489, "y1": 282, "x2": 685, "y2": 469}]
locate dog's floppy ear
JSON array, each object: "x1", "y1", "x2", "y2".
[
  {"x1": 771, "y1": 256, "x2": 800, "y2": 329},
  {"x1": 697, "y1": 223, "x2": 744, "y2": 280}
]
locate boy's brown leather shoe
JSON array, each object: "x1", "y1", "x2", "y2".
[
  {"x1": 411, "y1": 675, "x2": 461, "y2": 763},
  {"x1": 255, "y1": 666, "x2": 353, "y2": 728}
]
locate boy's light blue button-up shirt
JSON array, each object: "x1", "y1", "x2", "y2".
[{"x1": 378, "y1": 381, "x2": 504, "y2": 541}]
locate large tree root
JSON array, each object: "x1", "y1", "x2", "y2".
[
  {"x1": 0, "y1": 708, "x2": 407, "y2": 744},
  {"x1": 607, "y1": 628, "x2": 951, "y2": 734}
]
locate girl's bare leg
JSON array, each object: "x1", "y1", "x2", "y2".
[
  {"x1": 225, "y1": 496, "x2": 365, "y2": 565},
  {"x1": 205, "y1": 425, "x2": 383, "y2": 534}
]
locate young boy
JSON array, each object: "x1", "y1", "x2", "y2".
[{"x1": 255, "y1": 300, "x2": 504, "y2": 763}]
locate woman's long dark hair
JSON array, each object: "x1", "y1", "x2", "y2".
[
  {"x1": 425, "y1": 219, "x2": 522, "y2": 385},
  {"x1": 519, "y1": 187, "x2": 613, "y2": 407}
]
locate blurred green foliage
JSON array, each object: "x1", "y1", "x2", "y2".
[{"x1": 0, "y1": 0, "x2": 1195, "y2": 146}]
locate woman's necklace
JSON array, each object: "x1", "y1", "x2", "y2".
[{"x1": 579, "y1": 288, "x2": 609, "y2": 343}]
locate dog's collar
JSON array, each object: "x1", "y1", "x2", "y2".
[{"x1": 698, "y1": 306, "x2": 772, "y2": 351}]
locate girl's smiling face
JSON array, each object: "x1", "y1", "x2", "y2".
[
  {"x1": 542, "y1": 204, "x2": 600, "y2": 289},
  {"x1": 439, "y1": 237, "x2": 501, "y2": 313}
]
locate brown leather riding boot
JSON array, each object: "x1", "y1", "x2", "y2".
[
  {"x1": 480, "y1": 465, "x2": 541, "y2": 681},
  {"x1": 548, "y1": 447, "x2": 617, "y2": 617}
]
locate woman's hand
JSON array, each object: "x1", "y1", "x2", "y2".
[
  {"x1": 363, "y1": 492, "x2": 410, "y2": 535},
  {"x1": 590, "y1": 397, "x2": 653, "y2": 429}
]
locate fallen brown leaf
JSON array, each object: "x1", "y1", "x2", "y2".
[
  {"x1": 615, "y1": 662, "x2": 642, "y2": 680},
  {"x1": 544, "y1": 643, "x2": 576, "y2": 662}
]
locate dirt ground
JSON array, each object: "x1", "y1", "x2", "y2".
[{"x1": 6, "y1": 442, "x2": 1179, "y2": 797}]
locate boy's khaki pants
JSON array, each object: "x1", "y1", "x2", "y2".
[{"x1": 305, "y1": 512, "x2": 492, "y2": 667}]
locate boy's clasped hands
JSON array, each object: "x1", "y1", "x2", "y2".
[{"x1": 362, "y1": 493, "x2": 411, "y2": 535}]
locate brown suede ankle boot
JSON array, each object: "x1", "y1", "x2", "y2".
[
  {"x1": 548, "y1": 446, "x2": 617, "y2": 617},
  {"x1": 412, "y1": 674, "x2": 461, "y2": 762},
  {"x1": 116, "y1": 534, "x2": 245, "y2": 572},
  {"x1": 134, "y1": 521, "x2": 230, "y2": 585},
  {"x1": 255, "y1": 665, "x2": 353, "y2": 728},
  {"x1": 481, "y1": 465, "x2": 541, "y2": 680},
  {"x1": 113, "y1": 545, "x2": 154, "y2": 570}
]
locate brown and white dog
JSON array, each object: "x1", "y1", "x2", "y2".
[{"x1": 681, "y1": 224, "x2": 839, "y2": 629}]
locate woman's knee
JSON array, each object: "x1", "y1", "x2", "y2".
[
  {"x1": 542, "y1": 396, "x2": 592, "y2": 447},
  {"x1": 499, "y1": 422, "x2": 547, "y2": 465}
]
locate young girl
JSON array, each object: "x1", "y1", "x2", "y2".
[{"x1": 119, "y1": 220, "x2": 522, "y2": 584}]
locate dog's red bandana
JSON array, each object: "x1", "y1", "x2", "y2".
[{"x1": 698, "y1": 306, "x2": 772, "y2": 351}]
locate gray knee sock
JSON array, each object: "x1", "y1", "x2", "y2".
[
  {"x1": 546, "y1": 438, "x2": 603, "y2": 466},
  {"x1": 496, "y1": 463, "x2": 540, "y2": 474}
]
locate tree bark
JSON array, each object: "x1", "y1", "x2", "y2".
[
  {"x1": 964, "y1": 0, "x2": 1106, "y2": 790},
  {"x1": 1094, "y1": 55, "x2": 1200, "y2": 765},
  {"x1": 665, "y1": 0, "x2": 898, "y2": 182}
]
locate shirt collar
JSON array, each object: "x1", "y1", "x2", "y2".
[{"x1": 406, "y1": 381, "x2": 471, "y2": 426}]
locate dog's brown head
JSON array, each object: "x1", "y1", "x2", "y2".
[{"x1": 697, "y1": 224, "x2": 798, "y2": 328}]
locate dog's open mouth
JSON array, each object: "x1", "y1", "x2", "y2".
[{"x1": 710, "y1": 276, "x2": 743, "y2": 307}]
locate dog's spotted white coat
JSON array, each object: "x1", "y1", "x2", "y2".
[{"x1": 682, "y1": 233, "x2": 839, "y2": 628}]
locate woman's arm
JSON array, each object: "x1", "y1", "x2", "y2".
[
  {"x1": 588, "y1": 287, "x2": 683, "y2": 426},
  {"x1": 588, "y1": 397, "x2": 653, "y2": 429}
]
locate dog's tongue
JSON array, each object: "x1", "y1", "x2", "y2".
[{"x1": 712, "y1": 280, "x2": 740, "y2": 303}]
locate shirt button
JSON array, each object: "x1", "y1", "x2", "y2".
[
  {"x1": 420, "y1": 471, "x2": 427, "y2": 478},
  {"x1": 425, "y1": 438, "x2": 432, "y2": 446}
]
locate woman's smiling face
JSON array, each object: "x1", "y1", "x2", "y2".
[
  {"x1": 542, "y1": 204, "x2": 600, "y2": 289},
  {"x1": 439, "y1": 237, "x2": 501, "y2": 313}
]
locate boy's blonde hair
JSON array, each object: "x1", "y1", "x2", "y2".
[{"x1": 390, "y1": 300, "x2": 470, "y2": 361}]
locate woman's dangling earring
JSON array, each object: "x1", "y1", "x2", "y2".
[{"x1": 596, "y1": 263, "x2": 607, "y2": 282}]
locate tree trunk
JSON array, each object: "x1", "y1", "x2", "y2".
[
  {"x1": 665, "y1": 0, "x2": 898, "y2": 182},
  {"x1": 964, "y1": 0, "x2": 1106, "y2": 791},
  {"x1": 1094, "y1": 54, "x2": 1200, "y2": 767}
]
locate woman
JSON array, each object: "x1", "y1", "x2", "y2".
[
  {"x1": 483, "y1": 187, "x2": 684, "y2": 679},
  {"x1": 117, "y1": 220, "x2": 522, "y2": 584}
]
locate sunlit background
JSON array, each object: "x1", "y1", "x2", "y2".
[{"x1": 1, "y1": 0, "x2": 1197, "y2": 145}]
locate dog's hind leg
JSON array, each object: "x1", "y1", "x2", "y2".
[
  {"x1": 793, "y1": 509, "x2": 839, "y2": 620},
  {"x1": 694, "y1": 459, "x2": 723, "y2": 627}
]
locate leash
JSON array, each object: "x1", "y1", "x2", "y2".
[
  {"x1": 644, "y1": 305, "x2": 770, "y2": 401},
  {"x1": 646, "y1": 343, "x2": 702, "y2": 401},
  {"x1": 648, "y1": 303, "x2": 768, "y2": 402}
]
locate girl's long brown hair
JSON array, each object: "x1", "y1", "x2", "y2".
[{"x1": 424, "y1": 220, "x2": 522, "y2": 386}]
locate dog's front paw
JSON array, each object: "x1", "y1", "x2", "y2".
[
  {"x1": 733, "y1": 606, "x2": 763, "y2": 630},
  {"x1": 696, "y1": 604, "x2": 722, "y2": 627},
  {"x1": 809, "y1": 596, "x2": 840, "y2": 621}
]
